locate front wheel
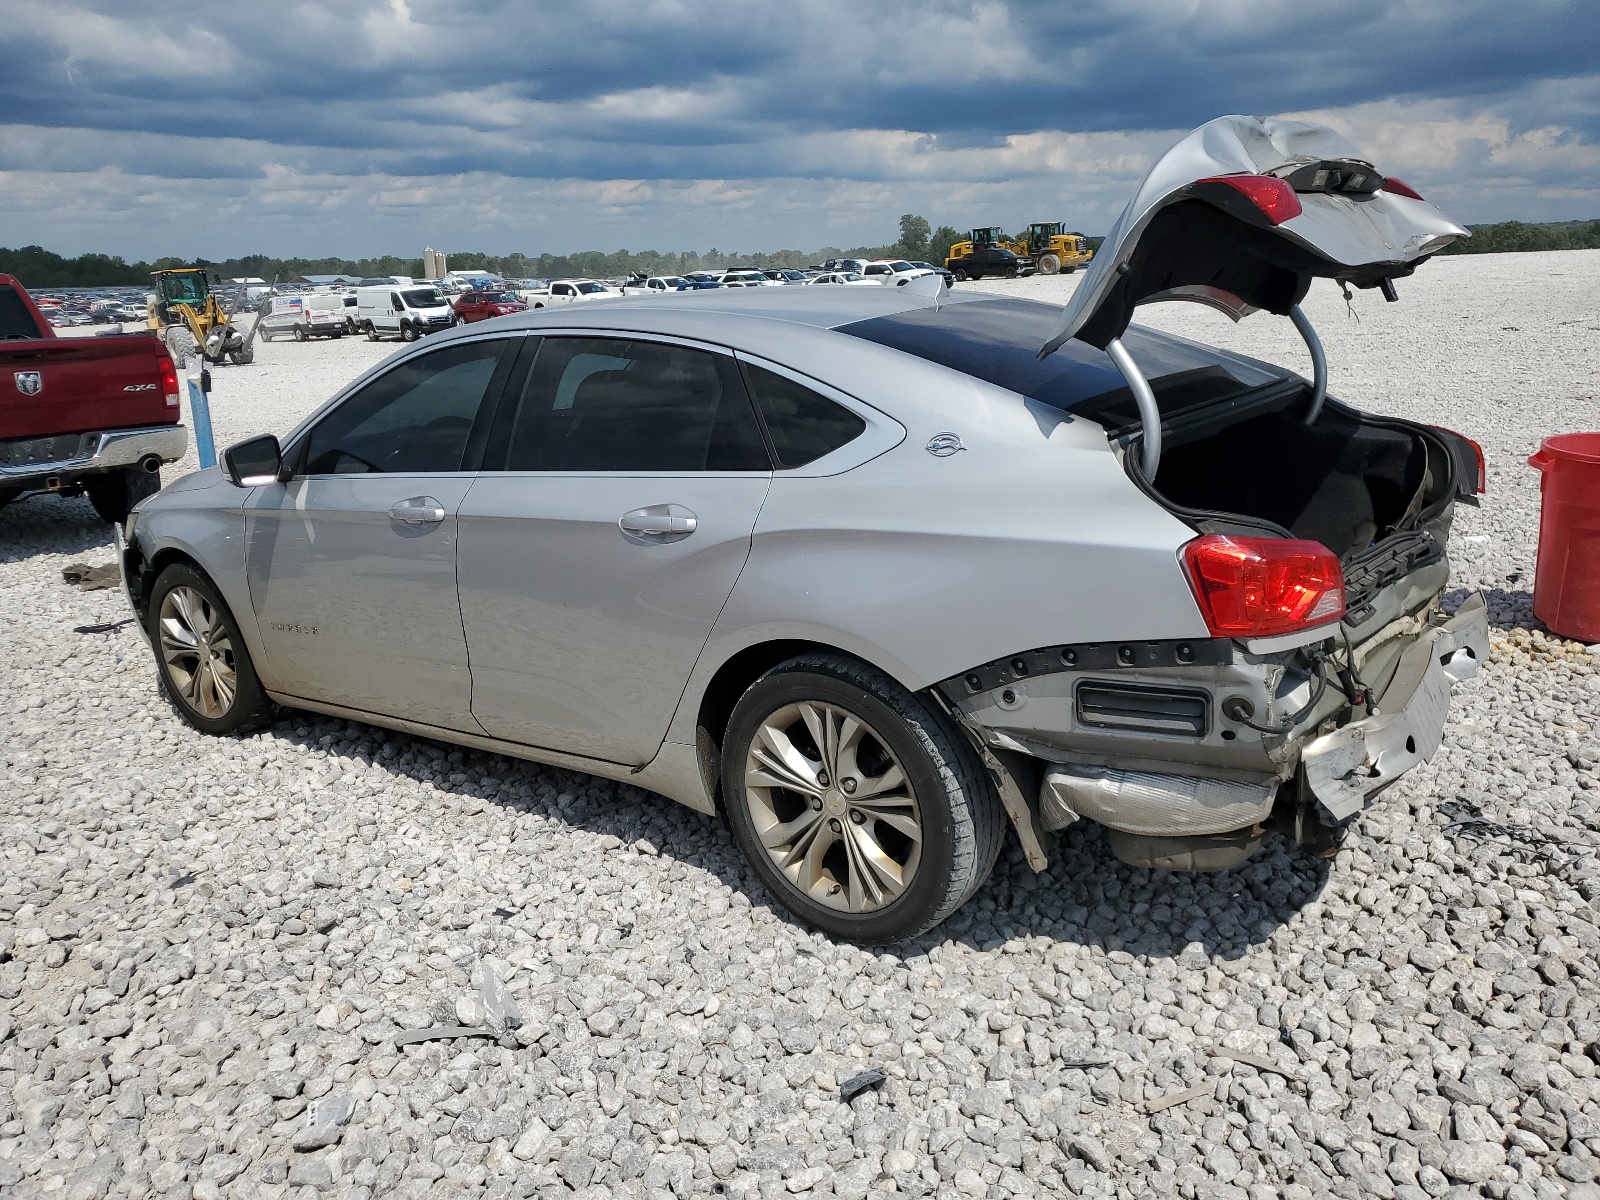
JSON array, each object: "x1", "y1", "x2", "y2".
[
  {"x1": 146, "y1": 563, "x2": 272, "y2": 736},
  {"x1": 86, "y1": 466, "x2": 161, "y2": 526},
  {"x1": 721, "y1": 653, "x2": 1005, "y2": 943},
  {"x1": 400, "y1": 322, "x2": 417, "y2": 342}
]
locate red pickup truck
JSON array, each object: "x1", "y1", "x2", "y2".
[{"x1": 1, "y1": 274, "x2": 187, "y2": 524}]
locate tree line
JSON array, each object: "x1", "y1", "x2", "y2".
[{"x1": 8, "y1": 213, "x2": 1592, "y2": 288}]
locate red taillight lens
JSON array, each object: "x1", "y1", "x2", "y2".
[
  {"x1": 1382, "y1": 177, "x2": 1424, "y2": 201},
  {"x1": 1429, "y1": 424, "x2": 1487, "y2": 493},
  {"x1": 1196, "y1": 174, "x2": 1303, "y2": 224},
  {"x1": 158, "y1": 350, "x2": 180, "y2": 408},
  {"x1": 1182, "y1": 535, "x2": 1345, "y2": 638}
]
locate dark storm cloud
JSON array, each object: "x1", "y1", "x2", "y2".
[{"x1": 0, "y1": 0, "x2": 1595, "y2": 256}]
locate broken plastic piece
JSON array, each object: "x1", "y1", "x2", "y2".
[
  {"x1": 838, "y1": 1068, "x2": 887, "y2": 1102},
  {"x1": 392, "y1": 1025, "x2": 495, "y2": 1048},
  {"x1": 74, "y1": 617, "x2": 134, "y2": 634},
  {"x1": 474, "y1": 959, "x2": 523, "y2": 1036},
  {"x1": 306, "y1": 1093, "x2": 356, "y2": 1128},
  {"x1": 1144, "y1": 1082, "x2": 1214, "y2": 1113},
  {"x1": 1058, "y1": 1059, "x2": 1112, "y2": 1070}
]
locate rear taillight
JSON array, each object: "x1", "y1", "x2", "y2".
[
  {"x1": 158, "y1": 351, "x2": 180, "y2": 408},
  {"x1": 1382, "y1": 177, "x2": 1424, "y2": 201},
  {"x1": 1195, "y1": 174, "x2": 1303, "y2": 224},
  {"x1": 1429, "y1": 424, "x2": 1487, "y2": 494},
  {"x1": 1182, "y1": 535, "x2": 1345, "y2": 639}
]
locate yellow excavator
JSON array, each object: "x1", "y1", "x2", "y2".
[
  {"x1": 147, "y1": 268, "x2": 256, "y2": 366},
  {"x1": 1016, "y1": 222, "x2": 1095, "y2": 275}
]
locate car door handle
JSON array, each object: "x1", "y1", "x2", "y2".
[
  {"x1": 619, "y1": 504, "x2": 697, "y2": 542},
  {"x1": 389, "y1": 497, "x2": 446, "y2": 524}
]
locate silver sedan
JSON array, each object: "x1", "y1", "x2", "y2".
[{"x1": 119, "y1": 116, "x2": 1488, "y2": 943}]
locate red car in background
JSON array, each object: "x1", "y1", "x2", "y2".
[{"x1": 452, "y1": 289, "x2": 528, "y2": 323}]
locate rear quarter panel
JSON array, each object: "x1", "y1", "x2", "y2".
[{"x1": 664, "y1": 335, "x2": 1211, "y2": 744}]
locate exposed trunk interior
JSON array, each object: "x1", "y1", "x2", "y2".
[{"x1": 1148, "y1": 398, "x2": 1448, "y2": 560}]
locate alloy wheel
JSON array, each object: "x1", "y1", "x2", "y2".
[
  {"x1": 158, "y1": 585, "x2": 238, "y2": 718},
  {"x1": 743, "y1": 700, "x2": 922, "y2": 913}
]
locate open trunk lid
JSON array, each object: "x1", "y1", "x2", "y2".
[{"x1": 1039, "y1": 114, "x2": 1469, "y2": 357}]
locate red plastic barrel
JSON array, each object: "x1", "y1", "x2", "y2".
[{"x1": 1528, "y1": 433, "x2": 1600, "y2": 643}]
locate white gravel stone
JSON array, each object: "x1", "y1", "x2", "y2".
[{"x1": 4, "y1": 252, "x2": 1600, "y2": 1198}]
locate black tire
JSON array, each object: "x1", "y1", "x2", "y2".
[
  {"x1": 145, "y1": 562, "x2": 272, "y2": 736},
  {"x1": 229, "y1": 344, "x2": 254, "y2": 365},
  {"x1": 1006, "y1": 265, "x2": 1019, "y2": 279},
  {"x1": 260, "y1": 329, "x2": 274, "y2": 343},
  {"x1": 293, "y1": 325, "x2": 309, "y2": 342},
  {"x1": 720, "y1": 653, "x2": 1005, "y2": 943},
  {"x1": 400, "y1": 322, "x2": 417, "y2": 342},
  {"x1": 86, "y1": 466, "x2": 161, "y2": 526},
  {"x1": 365, "y1": 323, "x2": 379, "y2": 341},
  {"x1": 165, "y1": 326, "x2": 197, "y2": 368}
]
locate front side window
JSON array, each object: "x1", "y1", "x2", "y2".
[
  {"x1": 303, "y1": 340, "x2": 507, "y2": 475},
  {"x1": 741, "y1": 363, "x2": 865, "y2": 469},
  {"x1": 503, "y1": 338, "x2": 768, "y2": 473}
]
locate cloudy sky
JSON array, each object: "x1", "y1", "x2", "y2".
[{"x1": 1, "y1": 0, "x2": 1596, "y2": 260}]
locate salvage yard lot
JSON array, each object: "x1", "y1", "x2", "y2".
[{"x1": 3, "y1": 250, "x2": 1600, "y2": 1200}]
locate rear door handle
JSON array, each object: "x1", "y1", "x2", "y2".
[
  {"x1": 619, "y1": 504, "x2": 697, "y2": 543},
  {"x1": 389, "y1": 496, "x2": 446, "y2": 524}
]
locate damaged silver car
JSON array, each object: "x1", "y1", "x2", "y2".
[{"x1": 118, "y1": 115, "x2": 1488, "y2": 942}]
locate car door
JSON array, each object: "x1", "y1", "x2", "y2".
[
  {"x1": 244, "y1": 335, "x2": 519, "y2": 728},
  {"x1": 456, "y1": 334, "x2": 773, "y2": 764}
]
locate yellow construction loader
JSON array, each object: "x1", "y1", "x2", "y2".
[
  {"x1": 147, "y1": 268, "x2": 255, "y2": 366},
  {"x1": 1017, "y1": 222, "x2": 1095, "y2": 275}
]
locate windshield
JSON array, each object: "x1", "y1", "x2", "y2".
[
  {"x1": 890, "y1": 262, "x2": 915, "y2": 272},
  {"x1": 401, "y1": 288, "x2": 443, "y2": 308},
  {"x1": 838, "y1": 295, "x2": 1284, "y2": 425},
  {"x1": 479, "y1": 291, "x2": 516, "y2": 303},
  {"x1": 576, "y1": 281, "x2": 608, "y2": 294}
]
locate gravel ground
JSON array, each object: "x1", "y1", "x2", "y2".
[{"x1": 3, "y1": 251, "x2": 1600, "y2": 1200}]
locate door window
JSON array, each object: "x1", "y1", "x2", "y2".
[
  {"x1": 302, "y1": 340, "x2": 508, "y2": 475},
  {"x1": 741, "y1": 363, "x2": 866, "y2": 468},
  {"x1": 501, "y1": 338, "x2": 769, "y2": 472}
]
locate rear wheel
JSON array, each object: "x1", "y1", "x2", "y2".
[
  {"x1": 260, "y1": 328, "x2": 274, "y2": 343},
  {"x1": 365, "y1": 323, "x2": 378, "y2": 341},
  {"x1": 1039, "y1": 254, "x2": 1060, "y2": 275},
  {"x1": 86, "y1": 466, "x2": 161, "y2": 526},
  {"x1": 721, "y1": 653, "x2": 1005, "y2": 943},
  {"x1": 293, "y1": 325, "x2": 309, "y2": 342},
  {"x1": 146, "y1": 563, "x2": 272, "y2": 736}
]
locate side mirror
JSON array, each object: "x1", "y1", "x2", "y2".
[{"x1": 223, "y1": 434, "x2": 283, "y2": 487}]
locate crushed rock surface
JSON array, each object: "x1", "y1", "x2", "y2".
[{"x1": 3, "y1": 251, "x2": 1600, "y2": 1200}]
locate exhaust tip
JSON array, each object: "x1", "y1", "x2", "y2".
[{"x1": 140, "y1": 455, "x2": 163, "y2": 474}]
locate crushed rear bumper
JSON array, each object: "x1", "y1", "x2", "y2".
[{"x1": 1301, "y1": 590, "x2": 1489, "y2": 821}]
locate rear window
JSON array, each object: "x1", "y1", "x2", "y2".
[
  {"x1": 1, "y1": 288, "x2": 43, "y2": 338},
  {"x1": 836, "y1": 296, "x2": 1283, "y2": 425}
]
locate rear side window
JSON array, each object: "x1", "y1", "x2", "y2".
[
  {"x1": 0, "y1": 288, "x2": 42, "y2": 338},
  {"x1": 303, "y1": 340, "x2": 507, "y2": 474},
  {"x1": 742, "y1": 364, "x2": 866, "y2": 468},
  {"x1": 503, "y1": 337, "x2": 769, "y2": 472}
]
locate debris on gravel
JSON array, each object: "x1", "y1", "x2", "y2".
[{"x1": 3, "y1": 251, "x2": 1600, "y2": 1199}]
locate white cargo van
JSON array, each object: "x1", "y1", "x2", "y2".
[
  {"x1": 356, "y1": 285, "x2": 456, "y2": 341},
  {"x1": 259, "y1": 293, "x2": 347, "y2": 341}
]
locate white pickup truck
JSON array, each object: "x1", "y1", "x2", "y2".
[{"x1": 523, "y1": 279, "x2": 618, "y2": 308}]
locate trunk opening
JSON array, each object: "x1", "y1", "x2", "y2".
[{"x1": 1149, "y1": 396, "x2": 1446, "y2": 559}]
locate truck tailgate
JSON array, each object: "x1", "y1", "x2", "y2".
[{"x1": 1, "y1": 334, "x2": 176, "y2": 440}]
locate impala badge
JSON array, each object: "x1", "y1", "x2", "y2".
[
  {"x1": 14, "y1": 371, "x2": 42, "y2": 397},
  {"x1": 926, "y1": 432, "x2": 964, "y2": 457}
]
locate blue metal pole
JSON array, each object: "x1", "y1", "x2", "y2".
[{"x1": 188, "y1": 377, "x2": 217, "y2": 469}]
